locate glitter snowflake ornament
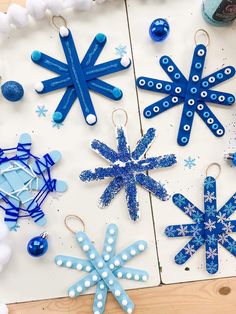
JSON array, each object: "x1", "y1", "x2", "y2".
[
  {"x1": 165, "y1": 175, "x2": 236, "y2": 274},
  {"x1": 80, "y1": 125, "x2": 176, "y2": 221},
  {"x1": 31, "y1": 26, "x2": 131, "y2": 126},
  {"x1": 137, "y1": 43, "x2": 235, "y2": 146},
  {"x1": 55, "y1": 224, "x2": 148, "y2": 314},
  {"x1": 0, "y1": 133, "x2": 67, "y2": 230}
]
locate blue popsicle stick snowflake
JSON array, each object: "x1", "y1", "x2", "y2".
[
  {"x1": 137, "y1": 44, "x2": 235, "y2": 146},
  {"x1": 80, "y1": 126, "x2": 177, "y2": 221},
  {"x1": 31, "y1": 27, "x2": 131, "y2": 126},
  {"x1": 165, "y1": 176, "x2": 236, "y2": 274},
  {"x1": 0, "y1": 133, "x2": 67, "y2": 230},
  {"x1": 55, "y1": 224, "x2": 148, "y2": 314}
]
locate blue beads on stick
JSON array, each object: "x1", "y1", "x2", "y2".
[
  {"x1": 1, "y1": 81, "x2": 24, "y2": 102},
  {"x1": 149, "y1": 18, "x2": 170, "y2": 42},
  {"x1": 27, "y1": 232, "x2": 48, "y2": 257}
]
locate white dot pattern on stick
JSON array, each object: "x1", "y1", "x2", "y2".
[{"x1": 55, "y1": 225, "x2": 148, "y2": 313}]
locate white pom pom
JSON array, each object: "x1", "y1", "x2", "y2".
[
  {"x1": 7, "y1": 4, "x2": 28, "y2": 28},
  {"x1": 0, "y1": 222, "x2": 9, "y2": 241},
  {"x1": 120, "y1": 56, "x2": 131, "y2": 68},
  {"x1": 26, "y1": 0, "x2": 46, "y2": 20},
  {"x1": 0, "y1": 243, "x2": 11, "y2": 267},
  {"x1": 0, "y1": 304, "x2": 8, "y2": 314},
  {"x1": 59, "y1": 26, "x2": 69, "y2": 37},
  {"x1": 65, "y1": 0, "x2": 93, "y2": 11},
  {"x1": 44, "y1": 0, "x2": 64, "y2": 16},
  {"x1": 0, "y1": 12, "x2": 10, "y2": 38}
]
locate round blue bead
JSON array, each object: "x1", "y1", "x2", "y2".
[
  {"x1": 27, "y1": 235, "x2": 48, "y2": 257},
  {"x1": 1, "y1": 81, "x2": 24, "y2": 102},
  {"x1": 149, "y1": 18, "x2": 170, "y2": 42}
]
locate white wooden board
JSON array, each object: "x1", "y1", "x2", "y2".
[
  {"x1": 0, "y1": 1, "x2": 160, "y2": 303},
  {"x1": 127, "y1": 0, "x2": 236, "y2": 283}
]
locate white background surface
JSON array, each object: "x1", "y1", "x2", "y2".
[{"x1": 0, "y1": 0, "x2": 236, "y2": 304}]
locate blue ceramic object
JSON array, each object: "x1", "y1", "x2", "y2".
[
  {"x1": 27, "y1": 232, "x2": 48, "y2": 257},
  {"x1": 149, "y1": 18, "x2": 170, "y2": 42},
  {"x1": 1, "y1": 80, "x2": 24, "y2": 102}
]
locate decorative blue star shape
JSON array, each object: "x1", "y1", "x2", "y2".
[
  {"x1": 35, "y1": 105, "x2": 48, "y2": 117},
  {"x1": 137, "y1": 44, "x2": 235, "y2": 146},
  {"x1": 80, "y1": 126, "x2": 176, "y2": 221},
  {"x1": 115, "y1": 44, "x2": 127, "y2": 58},
  {"x1": 55, "y1": 224, "x2": 148, "y2": 314},
  {"x1": 32, "y1": 27, "x2": 131, "y2": 126},
  {"x1": 184, "y1": 156, "x2": 196, "y2": 169},
  {"x1": 165, "y1": 176, "x2": 236, "y2": 274},
  {"x1": 0, "y1": 133, "x2": 67, "y2": 230}
]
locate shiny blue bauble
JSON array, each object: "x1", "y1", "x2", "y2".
[
  {"x1": 27, "y1": 233, "x2": 48, "y2": 257},
  {"x1": 1, "y1": 80, "x2": 24, "y2": 102},
  {"x1": 149, "y1": 18, "x2": 170, "y2": 42}
]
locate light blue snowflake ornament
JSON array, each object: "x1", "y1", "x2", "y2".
[
  {"x1": 32, "y1": 27, "x2": 131, "y2": 126},
  {"x1": 80, "y1": 126, "x2": 177, "y2": 221},
  {"x1": 165, "y1": 176, "x2": 236, "y2": 274},
  {"x1": 0, "y1": 134, "x2": 67, "y2": 230},
  {"x1": 55, "y1": 224, "x2": 148, "y2": 314},
  {"x1": 137, "y1": 44, "x2": 235, "y2": 146}
]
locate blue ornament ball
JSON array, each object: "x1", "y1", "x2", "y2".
[
  {"x1": 27, "y1": 233, "x2": 48, "y2": 257},
  {"x1": 149, "y1": 18, "x2": 170, "y2": 42},
  {"x1": 1, "y1": 80, "x2": 24, "y2": 102}
]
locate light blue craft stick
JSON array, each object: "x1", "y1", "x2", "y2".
[
  {"x1": 16, "y1": 133, "x2": 32, "y2": 160},
  {"x1": 55, "y1": 255, "x2": 92, "y2": 272},
  {"x1": 113, "y1": 267, "x2": 148, "y2": 282},
  {"x1": 75, "y1": 231, "x2": 135, "y2": 314},
  {"x1": 68, "y1": 271, "x2": 100, "y2": 298},
  {"x1": 93, "y1": 224, "x2": 118, "y2": 314}
]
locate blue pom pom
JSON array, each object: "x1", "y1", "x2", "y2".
[
  {"x1": 149, "y1": 18, "x2": 170, "y2": 42},
  {"x1": 1, "y1": 81, "x2": 24, "y2": 102},
  {"x1": 27, "y1": 233, "x2": 48, "y2": 257}
]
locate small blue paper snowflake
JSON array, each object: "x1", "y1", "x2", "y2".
[
  {"x1": 115, "y1": 44, "x2": 127, "y2": 58},
  {"x1": 184, "y1": 156, "x2": 196, "y2": 169},
  {"x1": 36, "y1": 105, "x2": 48, "y2": 117},
  {"x1": 137, "y1": 44, "x2": 235, "y2": 146},
  {"x1": 32, "y1": 28, "x2": 131, "y2": 126},
  {"x1": 165, "y1": 176, "x2": 236, "y2": 274},
  {"x1": 52, "y1": 120, "x2": 63, "y2": 129},
  {"x1": 55, "y1": 224, "x2": 148, "y2": 314},
  {"x1": 80, "y1": 126, "x2": 176, "y2": 221}
]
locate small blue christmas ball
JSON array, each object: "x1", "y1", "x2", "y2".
[
  {"x1": 1, "y1": 81, "x2": 24, "y2": 102},
  {"x1": 27, "y1": 234, "x2": 48, "y2": 257},
  {"x1": 149, "y1": 18, "x2": 170, "y2": 42}
]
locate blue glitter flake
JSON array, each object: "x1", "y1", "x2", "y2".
[
  {"x1": 165, "y1": 176, "x2": 236, "y2": 274},
  {"x1": 80, "y1": 126, "x2": 177, "y2": 221}
]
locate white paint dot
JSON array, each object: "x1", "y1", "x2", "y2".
[
  {"x1": 126, "y1": 273, "x2": 132, "y2": 279},
  {"x1": 106, "y1": 246, "x2": 112, "y2": 253},
  {"x1": 56, "y1": 259, "x2": 62, "y2": 266},
  {"x1": 104, "y1": 254, "x2": 110, "y2": 261},
  {"x1": 142, "y1": 275, "x2": 148, "y2": 281},
  {"x1": 98, "y1": 261, "x2": 104, "y2": 268},
  {"x1": 122, "y1": 254, "x2": 128, "y2": 261},
  {"x1": 83, "y1": 245, "x2": 89, "y2": 252},
  {"x1": 130, "y1": 249, "x2": 136, "y2": 256},
  {"x1": 108, "y1": 238, "x2": 114, "y2": 244},
  {"x1": 86, "y1": 114, "x2": 97, "y2": 125},
  {"x1": 76, "y1": 263, "x2": 83, "y2": 270},
  {"x1": 134, "y1": 274, "x2": 140, "y2": 281},
  {"x1": 90, "y1": 253, "x2": 95, "y2": 259},
  {"x1": 92, "y1": 275, "x2": 98, "y2": 282},
  {"x1": 97, "y1": 293, "x2": 103, "y2": 300},
  {"x1": 84, "y1": 280, "x2": 90, "y2": 288},
  {"x1": 69, "y1": 290, "x2": 75, "y2": 298},
  {"x1": 66, "y1": 261, "x2": 72, "y2": 268},
  {"x1": 122, "y1": 299, "x2": 128, "y2": 306},
  {"x1": 78, "y1": 237, "x2": 83, "y2": 242},
  {"x1": 115, "y1": 290, "x2": 121, "y2": 296},
  {"x1": 109, "y1": 264, "x2": 114, "y2": 270},
  {"x1": 138, "y1": 244, "x2": 145, "y2": 251},
  {"x1": 109, "y1": 229, "x2": 115, "y2": 235},
  {"x1": 94, "y1": 311, "x2": 100, "y2": 314},
  {"x1": 97, "y1": 301, "x2": 103, "y2": 309},
  {"x1": 117, "y1": 272, "x2": 123, "y2": 279},
  {"x1": 109, "y1": 280, "x2": 114, "y2": 285},
  {"x1": 114, "y1": 259, "x2": 120, "y2": 266},
  {"x1": 127, "y1": 308, "x2": 133, "y2": 314},
  {"x1": 77, "y1": 286, "x2": 82, "y2": 293},
  {"x1": 102, "y1": 271, "x2": 108, "y2": 278},
  {"x1": 85, "y1": 266, "x2": 91, "y2": 272},
  {"x1": 100, "y1": 284, "x2": 105, "y2": 289}
]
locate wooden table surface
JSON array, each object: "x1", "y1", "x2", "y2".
[{"x1": 1, "y1": 1, "x2": 236, "y2": 313}]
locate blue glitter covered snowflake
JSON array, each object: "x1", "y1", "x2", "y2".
[
  {"x1": 137, "y1": 44, "x2": 235, "y2": 146},
  {"x1": 80, "y1": 126, "x2": 176, "y2": 221},
  {"x1": 165, "y1": 176, "x2": 236, "y2": 274},
  {"x1": 55, "y1": 224, "x2": 148, "y2": 314}
]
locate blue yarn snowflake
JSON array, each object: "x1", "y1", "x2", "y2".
[
  {"x1": 55, "y1": 224, "x2": 148, "y2": 314},
  {"x1": 32, "y1": 28, "x2": 131, "y2": 126},
  {"x1": 137, "y1": 44, "x2": 235, "y2": 146},
  {"x1": 80, "y1": 126, "x2": 176, "y2": 221},
  {"x1": 0, "y1": 133, "x2": 67, "y2": 230},
  {"x1": 165, "y1": 176, "x2": 236, "y2": 274}
]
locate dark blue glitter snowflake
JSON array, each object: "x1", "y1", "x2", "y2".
[{"x1": 80, "y1": 126, "x2": 176, "y2": 221}]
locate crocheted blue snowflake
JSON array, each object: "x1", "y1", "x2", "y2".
[
  {"x1": 0, "y1": 133, "x2": 67, "y2": 230},
  {"x1": 55, "y1": 224, "x2": 148, "y2": 314},
  {"x1": 137, "y1": 44, "x2": 235, "y2": 146},
  {"x1": 32, "y1": 28, "x2": 131, "y2": 126},
  {"x1": 80, "y1": 126, "x2": 176, "y2": 221},
  {"x1": 165, "y1": 176, "x2": 236, "y2": 274}
]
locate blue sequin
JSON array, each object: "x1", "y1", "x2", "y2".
[{"x1": 1, "y1": 81, "x2": 24, "y2": 102}]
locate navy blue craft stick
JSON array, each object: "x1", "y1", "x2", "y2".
[
  {"x1": 137, "y1": 43, "x2": 235, "y2": 146},
  {"x1": 132, "y1": 128, "x2": 156, "y2": 160},
  {"x1": 124, "y1": 173, "x2": 139, "y2": 221},
  {"x1": 98, "y1": 177, "x2": 124, "y2": 208},
  {"x1": 116, "y1": 127, "x2": 131, "y2": 163},
  {"x1": 91, "y1": 139, "x2": 119, "y2": 163},
  {"x1": 53, "y1": 87, "x2": 77, "y2": 123},
  {"x1": 60, "y1": 29, "x2": 97, "y2": 126}
]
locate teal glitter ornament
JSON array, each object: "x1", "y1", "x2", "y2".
[
  {"x1": 1, "y1": 80, "x2": 24, "y2": 102},
  {"x1": 149, "y1": 18, "x2": 170, "y2": 42}
]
